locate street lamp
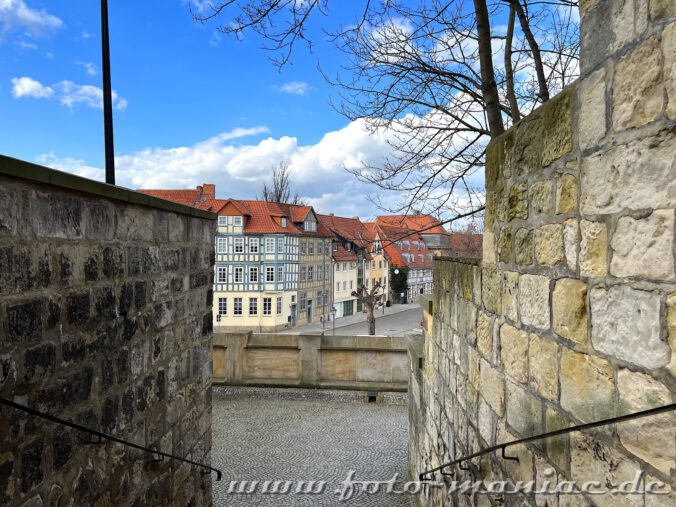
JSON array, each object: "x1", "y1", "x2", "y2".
[
  {"x1": 100, "y1": 0, "x2": 115, "y2": 185},
  {"x1": 331, "y1": 306, "x2": 337, "y2": 336}
]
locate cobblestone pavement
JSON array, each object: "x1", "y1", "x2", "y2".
[{"x1": 212, "y1": 387, "x2": 413, "y2": 506}]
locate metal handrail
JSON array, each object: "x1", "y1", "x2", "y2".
[
  {"x1": 0, "y1": 396, "x2": 222, "y2": 481},
  {"x1": 419, "y1": 403, "x2": 676, "y2": 481}
]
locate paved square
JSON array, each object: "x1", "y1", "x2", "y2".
[{"x1": 212, "y1": 387, "x2": 413, "y2": 506}]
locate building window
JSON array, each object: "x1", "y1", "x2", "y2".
[
  {"x1": 304, "y1": 220, "x2": 316, "y2": 232},
  {"x1": 218, "y1": 216, "x2": 227, "y2": 226},
  {"x1": 249, "y1": 238, "x2": 259, "y2": 253},
  {"x1": 277, "y1": 266, "x2": 283, "y2": 283},
  {"x1": 350, "y1": 262, "x2": 356, "y2": 269},
  {"x1": 249, "y1": 298, "x2": 258, "y2": 315},
  {"x1": 276, "y1": 297, "x2": 282, "y2": 315},
  {"x1": 325, "y1": 266, "x2": 329, "y2": 279},
  {"x1": 300, "y1": 293, "x2": 307, "y2": 311},
  {"x1": 333, "y1": 242, "x2": 338, "y2": 251},
  {"x1": 365, "y1": 278, "x2": 368, "y2": 289},
  {"x1": 317, "y1": 267, "x2": 323, "y2": 281},
  {"x1": 265, "y1": 237, "x2": 275, "y2": 253},
  {"x1": 263, "y1": 297, "x2": 272, "y2": 315},
  {"x1": 281, "y1": 217, "x2": 287, "y2": 227},
  {"x1": 343, "y1": 281, "x2": 347, "y2": 291},
  {"x1": 278, "y1": 237, "x2": 285, "y2": 253},
  {"x1": 372, "y1": 260, "x2": 376, "y2": 269},
  {"x1": 336, "y1": 263, "x2": 340, "y2": 271},
  {"x1": 342, "y1": 262, "x2": 347, "y2": 271},
  {"x1": 234, "y1": 298, "x2": 243, "y2": 315},
  {"x1": 308, "y1": 241, "x2": 314, "y2": 255},
  {"x1": 308, "y1": 266, "x2": 314, "y2": 281},
  {"x1": 372, "y1": 278, "x2": 376, "y2": 288},
  {"x1": 234, "y1": 238, "x2": 244, "y2": 253},
  {"x1": 266, "y1": 267, "x2": 275, "y2": 282},
  {"x1": 233, "y1": 216, "x2": 243, "y2": 226},
  {"x1": 379, "y1": 260, "x2": 383, "y2": 268},
  {"x1": 249, "y1": 266, "x2": 259, "y2": 282},
  {"x1": 217, "y1": 266, "x2": 227, "y2": 283},
  {"x1": 234, "y1": 267, "x2": 243, "y2": 283},
  {"x1": 300, "y1": 266, "x2": 307, "y2": 282},
  {"x1": 218, "y1": 298, "x2": 227, "y2": 315},
  {"x1": 301, "y1": 240, "x2": 307, "y2": 254},
  {"x1": 217, "y1": 237, "x2": 227, "y2": 253},
  {"x1": 336, "y1": 282, "x2": 340, "y2": 292}
]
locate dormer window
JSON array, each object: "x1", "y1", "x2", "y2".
[
  {"x1": 281, "y1": 217, "x2": 287, "y2": 227},
  {"x1": 218, "y1": 216, "x2": 227, "y2": 226},
  {"x1": 233, "y1": 216, "x2": 243, "y2": 226},
  {"x1": 304, "y1": 220, "x2": 316, "y2": 232}
]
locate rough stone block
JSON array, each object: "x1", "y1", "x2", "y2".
[
  {"x1": 610, "y1": 209, "x2": 675, "y2": 280},
  {"x1": 66, "y1": 292, "x2": 90, "y2": 326},
  {"x1": 497, "y1": 227, "x2": 512, "y2": 264},
  {"x1": 529, "y1": 334, "x2": 558, "y2": 401},
  {"x1": 617, "y1": 368, "x2": 675, "y2": 475},
  {"x1": 556, "y1": 173, "x2": 578, "y2": 215},
  {"x1": 651, "y1": 0, "x2": 676, "y2": 19},
  {"x1": 581, "y1": 130, "x2": 676, "y2": 214},
  {"x1": 514, "y1": 228, "x2": 533, "y2": 266},
  {"x1": 579, "y1": 220, "x2": 607, "y2": 277},
  {"x1": 552, "y1": 278, "x2": 588, "y2": 346},
  {"x1": 614, "y1": 37, "x2": 663, "y2": 128},
  {"x1": 482, "y1": 268, "x2": 502, "y2": 315},
  {"x1": 501, "y1": 271, "x2": 519, "y2": 323},
  {"x1": 508, "y1": 183, "x2": 528, "y2": 221},
  {"x1": 482, "y1": 230, "x2": 496, "y2": 265},
  {"x1": 563, "y1": 219, "x2": 578, "y2": 271},
  {"x1": 479, "y1": 359, "x2": 504, "y2": 416},
  {"x1": 668, "y1": 292, "x2": 676, "y2": 376},
  {"x1": 4, "y1": 300, "x2": 43, "y2": 343},
  {"x1": 578, "y1": 67, "x2": 606, "y2": 150},
  {"x1": 506, "y1": 381, "x2": 542, "y2": 436},
  {"x1": 535, "y1": 224, "x2": 564, "y2": 266},
  {"x1": 499, "y1": 323, "x2": 528, "y2": 384},
  {"x1": 530, "y1": 180, "x2": 553, "y2": 215},
  {"x1": 544, "y1": 408, "x2": 570, "y2": 472},
  {"x1": 560, "y1": 348, "x2": 614, "y2": 422},
  {"x1": 31, "y1": 192, "x2": 83, "y2": 239},
  {"x1": 19, "y1": 439, "x2": 43, "y2": 493},
  {"x1": 84, "y1": 202, "x2": 114, "y2": 241},
  {"x1": 513, "y1": 113, "x2": 544, "y2": 175},
  {"x1": 518, "y1": 274, "x2": 550, "y2": 330},
  {"x1": 664, "y1": 20, "x2": 676, "y2": 119},
  {"x1": 476, "y1": 312, "x2": 494, "y2": 360},
  {"x1": 541, "y1": 88, "x2": 573, "y2": 166},
  {"x1": 590, "y1": 284, "x2": 669, "y2": 369}
]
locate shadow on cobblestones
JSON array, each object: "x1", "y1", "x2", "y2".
[{"x1": 212, "y1": 387, "x2": 413, "y2": 506}]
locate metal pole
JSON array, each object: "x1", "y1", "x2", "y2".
[{"x1": 101, "y1": 0, "x2": 116, "y2": 185}]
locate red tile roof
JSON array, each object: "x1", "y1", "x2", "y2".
[
  {"x1": 318, "y1": 214, "x2": 370, "y2": 248},
  {"x1": 373, "y1": 223, "x2": 433, "y2": 269},
  {"x1": 332, "y1": 244, "x2": 358, "y2": 261},
  {"x1": 448, "y1": 233, "x2": 483, "y2": 258},
  {"x1": 376, "y1": 214, "x2": 448, "y2": 235}
]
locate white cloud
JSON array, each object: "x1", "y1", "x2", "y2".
[
  {"x1": 11, "y1": 76, "x2": 53, "y2": 98},
  {"x1": 15, "y1": 39, "x2": 36, "y2": 49},
  {"x1": 76, "y1": 61, "x2": 98, "y2": 76},
  {"x1": 277, "y1": 81, "x2": 312, "y2": 96},
  {"x1": 37, "y1": 121, "x2": 400, "y2": 218},
  {"x1": 10, "y1": 76, "x2": 128, "y2": 110},
  {"x1": 0, "y1": 0, "x2": 63, "y2": 38}
]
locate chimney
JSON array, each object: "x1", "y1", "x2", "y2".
[{"x1": 202, "y1": 184, "x2": 216, "y2": 199}]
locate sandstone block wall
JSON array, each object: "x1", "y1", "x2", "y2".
[
  {"x1": 410, "y1": 1, "x2": 675, "y2": 505},
  {"x1": 0, "y1": 157, "x2": 216, "y2": 506}
]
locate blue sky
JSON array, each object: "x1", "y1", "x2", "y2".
[{"x1": 0, "y1": 0, "x2": 402, "y2": 217}]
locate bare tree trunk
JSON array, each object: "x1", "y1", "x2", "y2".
[
  {"x1": 473, "y1": 0, "x2": 505, "y2": 137},
  {"x1": 512, "y1": 0, "x2": 550, "y2": 103},
  {"x1": 505, "y1": 3, "x2": 521, "y2": 123},
  {"x1": 366, "y1": 304, "x2": 376, "y2": 335}
]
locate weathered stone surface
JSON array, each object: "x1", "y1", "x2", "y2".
[
  {"x1": 580, "y1": 130, "x2": 676, "y2": 214},
  {"x1": 508, "y1": 183, "x2": 528, "y2": 221},
  {"x1": 651, "y1": 0, "x2": 676, "y2": 19},
  {"x1": 514, "y1": 228, "x2": 533, "y2": 266},
  {"x1": 590, "y1": 285, "x2": 669, "y2": 369},
  {"x1": 545, "y1": 408, "x2": 570, "y2": 472},
  {"x1": 617, "y1": 369, "x2": 675, "y2": 475},
  {"x1": 501, "y1": 271, "x2": 519, "y2": 323},
  {"x1": 535, "y1": 224, "x2": 564, "y2": 265},
  {"x1": 556, "y1": 173, "x2": 578, "y2": 214},
  {"x1": 541, "y1": 88, "x2": 573, "y2": 166},
  {"x1": 31, "y1": 193, "x2": 83, "y2": 239},
  {"x1": 664, "y1": 20, "x2": 676, "y2": 119},
  {"x1": 480, "y1": 359, "x2": 505, "y2": 416},
  {"x1": 530, "y1": 180, "x2": 553, "y2": 215},
  {"x1": 668, "y1": 293, "x2": 676, "y2": 376},
  {"x1": 579, "y1": 220, "x2": 607, "y2": 277},
  {"x1": 552, "y1": 278, "x2": 588, "y2": 346},
  {"x1": 529, "y1": 334, "x2": 558, "y2": 401},
  {"x1": 497, "y1": 227, "x2": 512, "y2": 264},
  {"x1": 518, "y1": 274, "x2": 550, "y2": 330},
  {"x1": 482, "y1": 268, "x2": 502, "y2": 315},
  {"x1": 578, "y1": 68, "x2": 606, "y2": 150},
  {"x1": 560, "y1": 348, "x2": 614, "y2": 422},
  {"x1": 610, "y1": 209, "x2": 675, "y2": 280},
  {"x1": 482, "y1": 230, "x2": 496, "y2": 265},
  {"x1": 613, "y1": 36, "x2": 663, "y2": 128},
  {"x1": 506, "y1": 381, "x2": 542, "y2": 436},
  {"x1": 571, "y1": 433, "x2": 643, "y2": 507},
  {"x1": 5, "y1": 300, "x2": 43, "y2": 343},
  {"x1": 476, "y1": 312, "x2": 494, "y2": 360},
  {"x1": 512, "y1": 113, "x2": 544, "y2": 175},
  {"x1": 500, "y1": 324, "x2": 528, "y2": 384},
  {"x1": 563, "y1": 219, "x2": 578, "y2": 271}
]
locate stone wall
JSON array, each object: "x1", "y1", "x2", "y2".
[
  {"x1": 409, "y1": 0, "x2": 675, "y2": 505},
  {"x1": 214, "y1": 332, "x2": 408, "y2": 391},
  {"x1": 0, "y1": 156, "x2": 216, "y2": 506}
]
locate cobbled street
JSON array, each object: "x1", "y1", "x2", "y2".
[{"x1": 212, "y1": 387, "x2": 414, "y2": 506}]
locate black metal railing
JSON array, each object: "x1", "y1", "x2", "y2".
[
  {"x1": 419, "y1": 403, "x2": 676, "y2": 481},
  {"x1": 0, "y1": 396, "x2": 222, "y2": 481}
]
